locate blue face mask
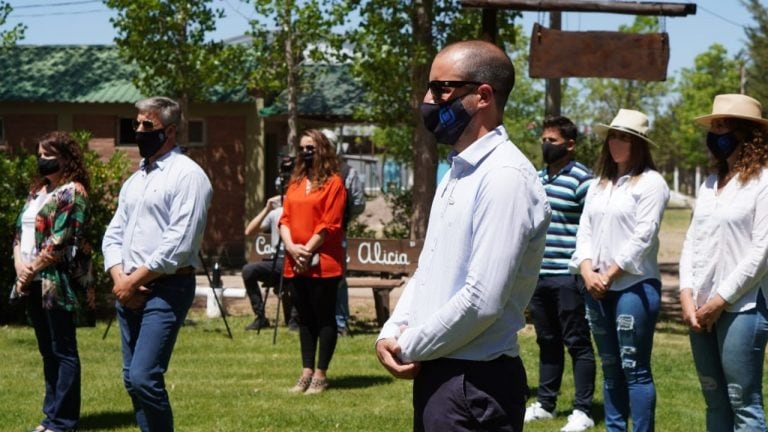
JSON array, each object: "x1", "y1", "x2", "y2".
[
  {"x1": 706, "y1": 132, "x2": 739, "y2": 161},
  {"x1": 420, "y1": 94, "x2": 475, "y2": 145}
]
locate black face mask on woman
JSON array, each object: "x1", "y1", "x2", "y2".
[
  {"x1": 706, "y1": 131, "x2": 739, "y2": 161},
  {"x1": 135, "y1": 129, "x2": 167, "y2": 158},
  {"x1": 37, "y1": 157, "x2": 60, "y2": 176}
]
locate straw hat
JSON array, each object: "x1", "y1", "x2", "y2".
[
  {"x1": 594, "y1": 109, "x2": 657, "y2": 147},
  {"x1": 694, "y1": 94, "x2": 768, "y2": 128}
]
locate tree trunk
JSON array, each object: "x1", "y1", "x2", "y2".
[
  {"x1": 408, "y1": 0, "x2": 436, "y2": 240},
  {"x1": 284, "y1": 2, "x2": 299, "y2": 152}
]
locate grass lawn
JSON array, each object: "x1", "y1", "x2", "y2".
[{"x1": 1, "y1": 312, "x2": 757, "y2": 432}]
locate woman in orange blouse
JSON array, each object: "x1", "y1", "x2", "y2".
[{"x1": 280, "y1": 129, "x2": 347, "y2": 395}]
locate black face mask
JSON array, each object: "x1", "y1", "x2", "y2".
[
  {"x1": 706, "y1": 132, "x2": 739, "y2": 161},
  {"x1": 301, "y1": 149, "x2": 315, "y2": 166},
  {"x1": 541, "y1": 140, "x2": 570, "y2": 165},
  {"x1": 135, "y1": 129, "x2": 167, "y2": 158},
  {"x1": 37, "y1": 157, "x2": 61, "y2": 176},
  {"x1": 420, "y1": 93, "x2": 475, "y2": 145}
]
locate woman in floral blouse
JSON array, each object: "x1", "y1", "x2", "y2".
[{"x1": 13, "y1": 131, "x2": 92, "y2": 432}]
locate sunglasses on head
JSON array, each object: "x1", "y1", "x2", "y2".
[{"x1": 427, "y1": 80, "x2": 482, "y2": 100}]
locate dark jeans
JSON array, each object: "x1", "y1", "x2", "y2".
[
  {"x1": 529, "y1": 274, "x2": 596, "y2": 413},
  {"x1": 28, "y1": 282, "x2": 81, "y2": 432},
  {"x1": 413, "y1": 356, "x2": 528, "y2": 432},
  {"x1": 291, "y1": 276, "x2": 340, "y2": 370},
  {"x1": 116, "y1": 274, "x2": 195, "y2": 432},
  {"x1": 242, "y1": 258, "x2": 297, "y2": 325}
]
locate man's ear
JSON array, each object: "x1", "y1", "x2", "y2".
[
  {"x1": 566, "y1": 139, "x2": 576, "y2": 152},
  {"x1": 477, "y1": 83, "x2": 494, "y2": 109}
]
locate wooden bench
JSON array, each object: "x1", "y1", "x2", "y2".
[{"x1": 250, "y1": 236, "x2": 422, "y2": 326}]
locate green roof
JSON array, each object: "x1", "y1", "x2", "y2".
[
  {"x1": 259, "y1": 64, "x2": 367, "y2": 120},
  {"x1": 0, "y1": 45, "x2": 251, "y2": 104}
]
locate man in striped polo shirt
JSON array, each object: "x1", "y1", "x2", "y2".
[{"x1": 525, "y1": 116, "x2": 596, "y2": 432}]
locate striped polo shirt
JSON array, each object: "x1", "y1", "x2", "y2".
[{"x1": 538, "y1": 160, "x2": 593, "y2": 275}]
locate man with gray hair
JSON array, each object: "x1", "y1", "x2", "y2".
[{"x1": 103, "y1": 96, "x2": 212, "y2": 431}]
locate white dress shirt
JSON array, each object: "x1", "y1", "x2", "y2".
[
  {"x1": 679, "y1": 169, "x2": 768, "y2": 312},
  {"x1": 570, "y1": 169, "x2": 669, "y2": 291},
  {"x1": 103, "y1": 147, "x2": 213, "y2": 274},
  {"x1": 378, "y1": 126, "x2": 551, "y2": 362}
]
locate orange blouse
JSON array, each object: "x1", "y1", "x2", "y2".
[{"x1": 280, "y1": 174, "x2": 347, "y2": 278}]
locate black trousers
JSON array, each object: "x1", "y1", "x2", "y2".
[
  {"x1": 528, "y1": 274, "x2": 596, "y2": 413},
  {"x1": 413, "y1": 356, "x2": 528, "y2": 432},
  {"x1": 291, "y1": 276, "x2": 340, "y2": 370}
]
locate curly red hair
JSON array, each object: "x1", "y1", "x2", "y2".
[{"x1": 713, "y1": 119, "x2": 768, "y2": 184}]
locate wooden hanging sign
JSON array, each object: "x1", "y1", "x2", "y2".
[{"x1": 529, "y1": 23, "x2": 670, "y2": 81}]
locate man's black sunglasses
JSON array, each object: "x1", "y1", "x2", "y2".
[
  {"x1": 132, "y1": 119, "x2": 159, "y2": 131},
  {"x1": 427, "y1": 80, "x2": 482, "y2": 100}
]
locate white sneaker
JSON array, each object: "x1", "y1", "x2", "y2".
[
  {"x1": 524, "y1": 401, "x2": 554, "y2": 423},
  {"x1": 560, "y1": 409, "x2": 595, "y2": 432}
]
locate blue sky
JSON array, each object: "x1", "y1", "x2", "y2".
[{"x1": 7, "y1": 0, "x2": 752, "y2": 75}]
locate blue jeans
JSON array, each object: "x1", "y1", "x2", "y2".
[
  {"x1": 336, "y1": 278, "x2": 349, "y2": 330},
  {"x1": 689, "y1": 291, "x2": 768, "y2": 432},
  {"x1": 585, "y1": 279, "x2": 660, "y2": 432},
  {"x1": 28, "y1": 282, "x2": 81, "y2": 432},
  {"x1": 116, "y1": 274, "x2": 195, "y2": 432}
]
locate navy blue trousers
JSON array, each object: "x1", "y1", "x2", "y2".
[{"x1": 413, "y1": 356, "x2": 528, "y2": 432}]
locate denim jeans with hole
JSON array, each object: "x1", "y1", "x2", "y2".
[
  {"x1": 585, "y1": 279, "x2": 660, "y2": 432},
  {"x1": 116, "y1": 274, "x2": 195, "y2": 432},
  {"x1": 689, "y1": 291, "x2": 768, "y2": 432}
]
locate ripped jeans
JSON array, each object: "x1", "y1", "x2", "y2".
[
  {"x1": 689, "y1": 291, "x2": 768, "y2": 432},
  {"x1": 585, "y1": 279, "x2": 660, "y2": 432}
]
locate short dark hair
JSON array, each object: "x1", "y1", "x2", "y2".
[
  {"x1": 448, "y1": 40, "x2": 515, "y2": 112},
  {"x1": 542, "y1": 116, "x2": 578, "y2": 141}
]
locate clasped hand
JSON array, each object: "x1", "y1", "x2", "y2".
[
  {"x1": 288, "y1": 243, "x2": 313, "y2": 274},
  {"x1": 112, "y1": 272, "x2": 152, "y2": 310},
  {"x1": 583, "y1": 268, "x2": 610, "y2": 300}
]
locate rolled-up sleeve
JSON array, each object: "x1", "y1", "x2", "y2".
[{"x1": 313, "y1": 176, "x2": 345, "y2": 238}]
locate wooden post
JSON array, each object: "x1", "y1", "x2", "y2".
[
  {"x1": 480, "y1": 8, "x2": 498, "y2": 43},
  {"x1": 544, "y1": 11, "x2": 561, "y2": 117}
]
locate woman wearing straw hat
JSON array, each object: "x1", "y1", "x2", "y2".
[
  {"x1": 570, "y1": 109, "x2": 670, "y2": 432},
  {"x1": 679, "y1": 93, "x2": 768, "y2": 431}
]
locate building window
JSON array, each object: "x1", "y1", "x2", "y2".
[
  {"x1": 117, "y1": 118, "x2": 206, "y2": 146},
  {"x1": 186, "y1": 119, "x2": 205, "y2": 147}
]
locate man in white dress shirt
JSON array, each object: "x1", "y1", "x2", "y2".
[
  {"x1": 375, "y1": 40, "x2": 551, "y2": 431},
  {"x1": 103, "y1": 96, "x2": 212, "y2": 432}
]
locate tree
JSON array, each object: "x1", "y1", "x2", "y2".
[
  {"x1": 247, "y1": 0, "x2": 344, "y2": 150},
  {"x1": 346, "y1": 1, "x2": 520, "y2": 238},
  {"x1": 105, "y1": 0, "x2": 246, "y2": 142},
  {"x1": 651, "y1": 44, "x2": 741, "y2": 193},
  {"x1": 744, "y1": 0, "x2": 768, "y2": 106},
  {"x1": 0, "y1": 1, "x2": 24, "y2": 48}
]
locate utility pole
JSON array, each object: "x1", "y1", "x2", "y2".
[{"x1": 544, "y1": 11, "x2": 561, "y2": 117}]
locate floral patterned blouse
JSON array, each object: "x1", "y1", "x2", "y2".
[{"x1": 13, "y1": 181, "x2": 93, "y2": 313}]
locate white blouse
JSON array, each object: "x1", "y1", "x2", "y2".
[
  {"x1": 679, "y1": 169, "x2": 768, "y2": 312},
  {"x1": 19, "y1": 189, "x2": 50, "y2": 264},
  {"x1": 570, "y1": 169, "x2": 670, "y2": 291}
]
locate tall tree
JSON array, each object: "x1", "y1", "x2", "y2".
[
  {"x1": 652, "y1": 44, "x2": 741, "y2": 193},
  {"x1": 0, "y1": 1, "x2": 24, "y2": 48},
  {"x1": 247, "y1": 0, "x2": 343, "y2": 150},
  {"x1": 105, "y1": 0, "x2": 246, "y2": 142},
  {"x1": 744, "y1": 0, "x2": 768, "y2": 106},
  {"x1": 346, "y1": 1, "x2": 519, "y2": 238}
]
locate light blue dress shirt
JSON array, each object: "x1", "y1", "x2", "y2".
[
  {"x1": 103, "y1": 147, "x2": 213, "y2": 274},
  {"x1": 379, "y1": 126, "x2": 551, "y2": 362}
]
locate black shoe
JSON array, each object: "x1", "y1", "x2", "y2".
[{"x1": 245, "y1": 316, "x2": 269, "y2": 331}]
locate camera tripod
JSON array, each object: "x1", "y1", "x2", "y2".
[{"x1": 101, "y1": 252, "x2": 232, "y2": 340}]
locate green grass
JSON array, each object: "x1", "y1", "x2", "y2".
[{"x1": 3, "y1": 313, "x2": 759, "y2": 431}]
